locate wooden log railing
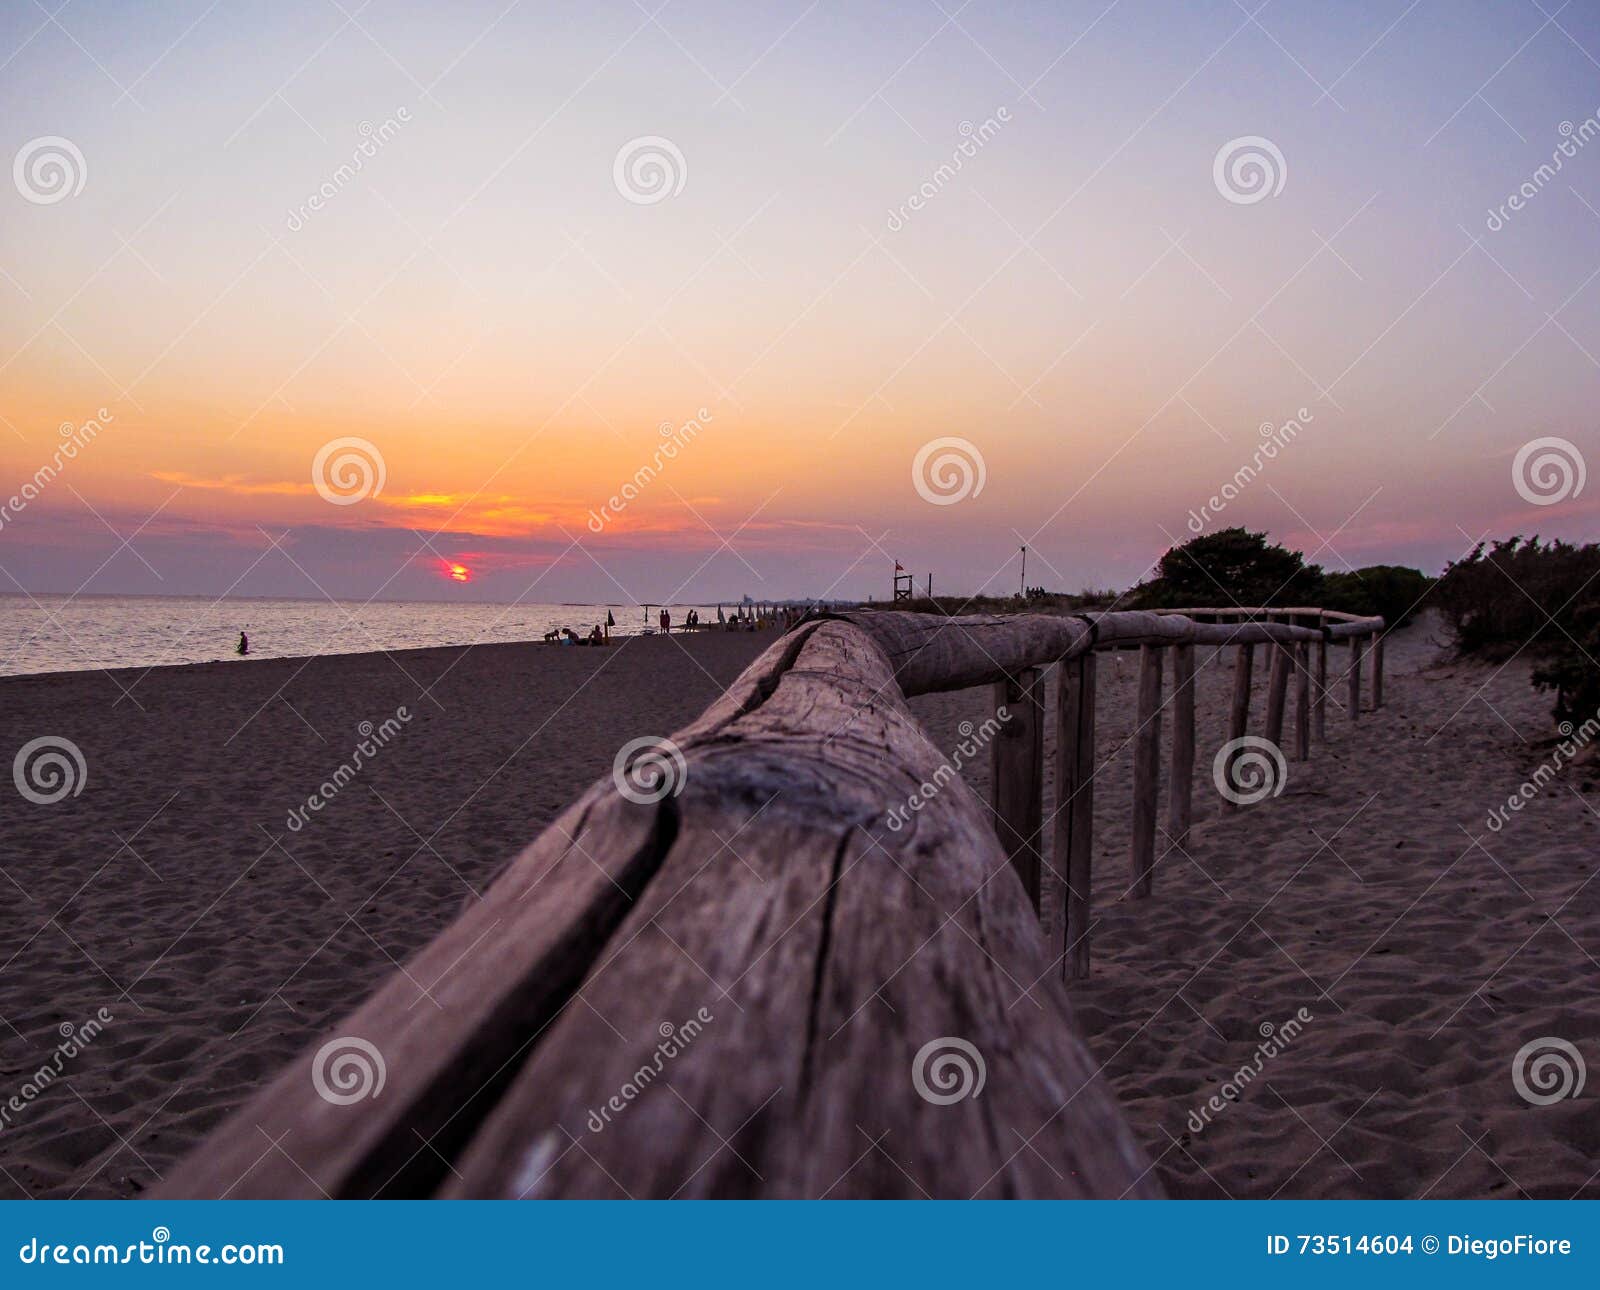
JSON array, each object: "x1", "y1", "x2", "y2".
[{"x1": 164, "y1": 605, "x2": 1382, "y2": 1201}]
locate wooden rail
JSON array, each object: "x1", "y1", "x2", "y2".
[{"x1": 164, "y1": 605, "x2": 1382, "y2": 1200}]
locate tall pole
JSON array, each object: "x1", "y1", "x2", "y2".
[{"x1": 1019, "y1": 545, "x2": 1027, "y2": 597}]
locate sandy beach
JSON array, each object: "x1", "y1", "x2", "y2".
[
  {"x1": 2, "y1": 614, "x2": 1596, "y2": 1198},
  {"x1": 0, "y1": 631, "x2": 770, "y2": 1198}
]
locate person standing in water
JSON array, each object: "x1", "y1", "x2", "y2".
[{"x1": 236, "y1": 632, "x2": 250, "y2": 656}]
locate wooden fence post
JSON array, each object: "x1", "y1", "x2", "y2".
[
  {"x1": 991, "y1": 667, "x2": 1045, "y2": 913},
  {"x1": 1349, "y1": 635, "x2": 1364, "y2": 722},
  {"x1": 1167, "y1": 643, "x2": 1196, "y2": 854},
  {"x1": 1221, "y1": 642, "x2": 1254, "y2": 816},
  {"x1": 1294, "y1": 641, "x2": 1312, "y2": 761},
  {"x1": 1131, "y1": 645, "x2": 1163, "y2": 897},
  {"x1": 1264, "y1": 642, "x2": 1291, "y2": 749},
  {"x1": 1315, "y1": 630, "x2": 1328, "y2": 740},
  {"x1": 1055, "y1": 654, "x2": 1097, "y2": 979},
  {"x1": 1371, "y1": 632, "x2": 1385, "y2": 709}
]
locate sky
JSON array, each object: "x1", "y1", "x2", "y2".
[{"x1": 2, "y1": 0, "x2": 1598, "y2": 605}]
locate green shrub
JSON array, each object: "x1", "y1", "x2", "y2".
[
  {"x1": 1436, "y1": 537, "x2": 1600, "y2": 656},
  {"x1": 1531, "y1": 596, "x2": 1600, "y2": 729},
  {"x1": 1319, "y1": 565, "x2": 1433, "y2": 627},
  {"x1": 1133, "y1": 528, "x2": 1323, "y2": 608}
]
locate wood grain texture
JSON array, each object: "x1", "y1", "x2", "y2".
[
  {"x1": 1166, "y1": 644, "x2": 1196, "y2": 854},
  {"x1": 1221, "y1": 644, "x2": 1255, "y2": 817},
  {"x1": 442, "y1": 621, "x2": 1157, "y2": 1199},
  {"x1": 991, "y1": 667, "x2": 1045, "y2": 913},
  {"x1": 1315, "y1": 634, "x2": 1329, "y2": 741},
  {"x1": 1349, "y1": 635, "x2": 1365, "y2": 722},
  {"x1": 1055, "y1": 654, "x2": 1096, "y2": 981},
  {"x1": 1264, "y1": 643, "x2": 1292, "y2": 749},
  {"x1": 1130, "y1": 645, "x2": 1163, "y2": 899},
  {"x1": 1294, "y1": 641, "x2": 1312, "y2": 762}
]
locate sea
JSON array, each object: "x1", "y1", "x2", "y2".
[{"x1": 0, "y1": 595, "x2": 768, "y2": 678}]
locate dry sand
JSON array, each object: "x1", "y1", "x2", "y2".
[
  {"x1": 1, "y1": 613, "x2": 1595, "y2": 1198},
  {"x1": 0, "y1": 631, "x2": 770, "y2": 1198}
]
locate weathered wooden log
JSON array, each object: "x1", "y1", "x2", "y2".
[
  {"x1": 991, "y1": 666, "x2": 1044, "y2": 913},
  {"x1": 1166, "y1": 643, "x2": 1196, "y2": 854},
  {"x1": 830, "y1": 609, "x2": 1375, "y2": 698},
  {"x1": 1220, "y1": 643, "x2": 1254, "y2": 816},
  {"x1": 1264, "y1": 642, "x2": 1291, "y2": 748},
  {"x1": 1294, "y1": 641, "x2": 1312, "y2": 762},
  {"x1": 1324, "y1": 619, "x2": 1380, "y2": 640},
  {"x1": 1349, "y1": 634, "x2": 1365, "y2": 722},
  {"x1": 1054, "y1": 654, "x2": 1096, "y2": 980},
  {"x1": 832, "y1": 611, "x2": 1091, "y2": 695},
  {"x1": 1315, "y1": 631, "x2": 1329, "y2": 740},
  {"x1": 163, "y1": 618, "x2": 1158, "y2": 1200},
  {"x1": 1372, "y1": 632, "x2": 1385, "y2": 709},
  {"x1": 1130, "y1": 645, "x2": 1163, "y2": 897}
]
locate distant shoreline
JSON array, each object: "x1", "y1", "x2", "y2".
[{"x1": 0, "y1": 622, "x2": 787, "y2": 685}]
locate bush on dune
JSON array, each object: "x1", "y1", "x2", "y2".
[
  {"x1": 1437, "y1": 537, "x2": 1600, "y2": 729},
  {"x1": 1132, "y1": 529, "x2": 1431, "y2": 627},
  {"x1": 1318, "y1": 565, "x2": 1434, "y2": 628},
  {"x1": 1435, "y1": 537, "x2": 1600, "y2": 655},
  {"x1": 1131, "y1": 527, "x2": 1324, "y2": 608}
]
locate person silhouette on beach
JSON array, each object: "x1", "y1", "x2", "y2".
[
  {"x1": 236, "y1": 632, "x2": 249, "y2": 656},
  {"x1": 659, "y1": 608, "x2": 670, "y2": 635}
]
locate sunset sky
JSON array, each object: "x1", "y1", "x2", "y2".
[{"x1": 3, "y1": 0, "x2": 1598, "y2": 604}]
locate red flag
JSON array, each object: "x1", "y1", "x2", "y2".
[{"x1": 894, "y1": 560, "x2": 903, "y2": 572}]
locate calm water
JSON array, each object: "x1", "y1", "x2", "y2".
[{"x1": 0, "y1": 595, "x2": 752, "y2": 677}]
